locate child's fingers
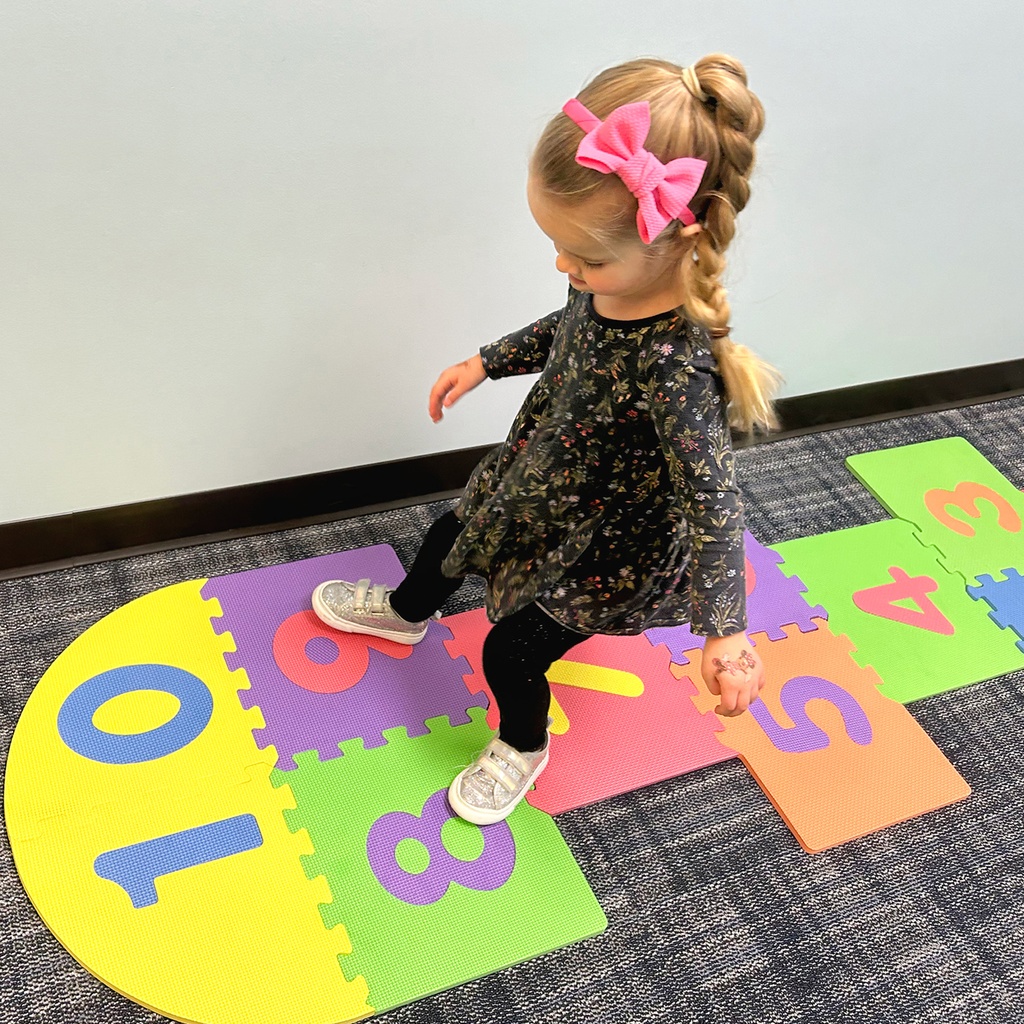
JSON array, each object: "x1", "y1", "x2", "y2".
[
  {"x1": 702, "y1": 645, "x2": 764, "y2": 717},
  {"x1": 443, "y1": 380, "x2": 467, "y2": 407},
  {"x1": 715, "y1": 668, "x2": 745, "y2": 716},
  {"x1": 429, "y1": 357, "x2": 486, "y2": 422},
  {"x1": 428, "y1": 374, "x2": 456, "y2": 422},
  {"x1": 715, "y1": 665, "x2": 763, "y2": 718},
  {"x1": 751, "y1": 665, "x2": 766, "y2": 697}
]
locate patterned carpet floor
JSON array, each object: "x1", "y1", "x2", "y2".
[{"x1": 2, "y1": 395, "x2": 1022, "y2": 1024}]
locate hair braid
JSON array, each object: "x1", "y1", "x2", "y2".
[{"x1": 681, "y1": 55, "x2": 780, "y2": 433}]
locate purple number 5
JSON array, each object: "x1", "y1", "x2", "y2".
[{"x1": 750, "y1": 675, "x2": 873, "y2": 752}]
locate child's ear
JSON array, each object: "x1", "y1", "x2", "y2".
[{"x1": 664, "y1": 221, "x2": 701, "y2": 259}]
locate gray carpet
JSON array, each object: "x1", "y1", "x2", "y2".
[{"x1": 3, "y1": 396, "x2": 1023, "y2": 1024}]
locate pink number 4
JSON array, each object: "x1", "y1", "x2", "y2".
[{"x1": 853, "y1": 566, "x2": 954, "y2": 635}]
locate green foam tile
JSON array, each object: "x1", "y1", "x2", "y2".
[
  {"x1": 275, "y1": 707, "x2": 606, "y2": 1014},
  {"x1": 772, "y1": 518, "x2": 1024, "y2": 703},
  {"x1": 846, "y1": 437, "x2": 1024, "y2": 585}
]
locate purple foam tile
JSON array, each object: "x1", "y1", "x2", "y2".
[
  {"x1": 645, "y1": 532, "x2": 828, "y2": 663},
  {"x1": 644, "y1": 623, "x2": 703, "y2": 665},
  {"x1": 201, "y1": 546, "x2": 485, "y2": 769},
  {"x1": 745, "y1": 532, "x2": 828, "y2": 639}
]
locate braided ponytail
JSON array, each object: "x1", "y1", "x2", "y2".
[{"x1": 679, "y1": 55, "x2": 780, "y2": 433}]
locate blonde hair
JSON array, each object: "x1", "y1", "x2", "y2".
[{"x1": 532, "y1": 55, "x2": 781, "y2": 433}]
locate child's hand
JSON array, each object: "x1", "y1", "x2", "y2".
[
  {"x1": 429, "y1": 354, "x2": 488, "y2": 422},
  {"x1": 701, "y1": 632, "x2": 765, "y2": 717}
]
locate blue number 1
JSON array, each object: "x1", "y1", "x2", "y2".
[{"x1": 94, "y1": 815, "x2": 263, "y2": 908}]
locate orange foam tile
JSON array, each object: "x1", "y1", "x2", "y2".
[{"x1": 674, "y1": 620, "x2": 971, "y2": 852}]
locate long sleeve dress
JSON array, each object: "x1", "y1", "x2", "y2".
[{"x1": 440, "y1": 286, "x2": 748, "y2": 638}]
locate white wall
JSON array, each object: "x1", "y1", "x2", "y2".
[{"x1": 3, "y1": 1, "x2": 1022, "y2": 524}]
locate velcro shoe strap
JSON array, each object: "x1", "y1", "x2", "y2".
[
  {"x1": 479, "y1": 738, "x2": 534, "y2": 787},
  {"x1": 353, "y1": 579, "x2": 371, "y2": 610},
  {"x1": 353, "y1": 579, "x2": 390, "y2": 615},
  {"x1": 486, "y1": 738, "x2": 533, "y2": 774},
  {"x1": 475, "y1": 754, "x2": 524, "y2": 797},
  {"x1": 368, "y1": 584, "x2": 389, "y2": 614}
]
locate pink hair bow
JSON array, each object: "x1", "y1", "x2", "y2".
[{"x1": 562, "y1": 98, "x2": 707, "y2": 244}]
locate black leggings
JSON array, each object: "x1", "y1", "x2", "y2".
[{"x1": 390, "y1": 511, "x2": 585, "y2": 752}]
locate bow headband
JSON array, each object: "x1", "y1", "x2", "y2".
[{"x1": 562, "y1": 98, "x2": 707, "y2": 245}]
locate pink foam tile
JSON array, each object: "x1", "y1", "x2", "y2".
[{"x1": 442, "y1": 608, "x2": 736, "y2": 815}]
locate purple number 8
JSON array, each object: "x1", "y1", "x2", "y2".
[
  {"x1": 366, "y1": 789, "x2": 516, "y2": 905},
  {"x1": 750, "y1": 675, "x2": 873, "y2": 753}
]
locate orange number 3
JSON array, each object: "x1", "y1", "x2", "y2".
[{"x1": 924, "y1": 482, "x2": 1023, "y2": 538}]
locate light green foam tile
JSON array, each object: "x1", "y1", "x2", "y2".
[
  {"x1": 275, "y1": 706, "x2": 606, "y2": 1014},
  {"x1": 771, "y1": 518, "x2": 1024, "y2": 704},
  {"x1": 845, "y1": 437, "x2": 1024, "y2": 585}
]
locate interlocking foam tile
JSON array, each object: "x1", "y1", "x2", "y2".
[
  {"x1": 846, "y1": 437, "x2": 1024, "y2": 585},
  {"x1": 201, "y1": 547, "x2": 485, "y2": 768},
  {"x1": 771, "y1": 518, "x2": 1024, "y2": 703},
  {"x1": 970, "y1": 568, "x2": 1024, "y2": 654},
  {"x1": 645, "y1": 530, "x2": 827, "y2": 663},
  {"x1": 441, "y1": 608, "x2": 734, "y2": 814},
  {"x1": 675, "y1": 622, "x2": 971, "y2": 853},
  {"x1": 4, "y1": 580, "x2": 372, "y2": 1024},
  {"x1": 278, "y1": 707, "x2": 606, "y2": 1013}
]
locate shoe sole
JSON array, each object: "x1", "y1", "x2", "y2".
[
  {"x1": 311, "y1": 582, "x2": 428, "y2": 645},
  {"x1": 446, "y1": 747, "x2": 549, "y2": 826}
]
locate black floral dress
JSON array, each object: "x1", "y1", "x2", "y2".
[{"x1": 441, "y1": 286, "x2": 747, "y2": 638}]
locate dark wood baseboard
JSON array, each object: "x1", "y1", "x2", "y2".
[
  {"x1": 768, "y1": 356, "x2": 1024, "y2": 438},
  {"x1": 2, "y1": 357, "x2": 1022, "y2": 578}
]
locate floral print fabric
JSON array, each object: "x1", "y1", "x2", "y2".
[{"x1": 442, "y1": 287, "x2": 747, "y2": 638}]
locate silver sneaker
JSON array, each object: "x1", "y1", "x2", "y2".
[
  {"x1": 447, "y1": 735, "x2": 549, "y2": 825},
  {"x1": 311, "y1": 578, "x2": 436, "y2": 644}
]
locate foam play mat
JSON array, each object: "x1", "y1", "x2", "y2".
[{"x1": 6, "y1": 437, "x2": 1022, "y2": 1023}]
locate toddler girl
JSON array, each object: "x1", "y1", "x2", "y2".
[{"x1": 313, "y1": 54, "x2": 780, "y2": 825}]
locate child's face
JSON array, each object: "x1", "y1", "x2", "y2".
[{"x1": 526, "y1": 175, "x2": 693, "y2": 315}]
